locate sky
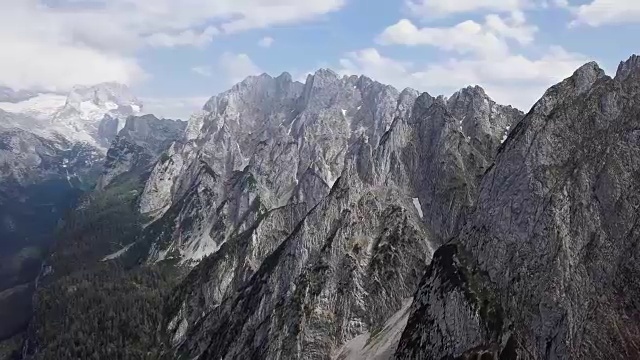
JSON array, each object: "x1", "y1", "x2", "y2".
[{"x1": 0, "y1": 0, "x2": 638, "y2": 119}]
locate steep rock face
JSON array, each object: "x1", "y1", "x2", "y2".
[
  {"x1": 97, "y1": 115, "x2": 119, "y2": 148},
  {"x1": 152, "y1": 71, "x2": 521, "y2": 359},
  {"x1": 139, "y1": 71, "x2": 522, "y2": 266},
  {"x1": 97, "y1": 115, "x2": 186, "y2": 189},
  {"x1": 374, "y1": 89, "x2": 522, "y2": 242},
  {"x1": 165, "y1": 167, "x2": 434, "y2": 360},
  {"x1": 397, "y1": 56, "x2": 640, "y2": 359},
  {"x1": 395, "y1": 244, "x2": 508, "y2": 360},
  {"x1": 137, "y1": 71, "x2": 417, "y2": 264}
]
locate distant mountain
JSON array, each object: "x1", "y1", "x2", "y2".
[
  {"x1": 0, "y1": 83, "x2": 142, "y2": 149},
  {"x1": 0, "y1": 86, "x2": 38, "y2": 104}
]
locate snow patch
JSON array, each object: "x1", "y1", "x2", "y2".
[
  {"x1": 102, "y1": 243, "x2": 134, "y2": 261},
  {"x1": 501, "y1": 125, "x2": 511, "y2": 144},
  {"x1": 412, "y1": 198, "x2": 423, "y2": 219},
  {"x1": 0, "y1": 94, "x2": 67, "y2": 120}
]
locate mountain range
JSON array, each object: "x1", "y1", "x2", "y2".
[{"x1": 1, "y1": 55, "x2": 639, "y2": 360}]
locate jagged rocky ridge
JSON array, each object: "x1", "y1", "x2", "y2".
[
  {"x1": 135, "y1": 72, "x2": 520, "y2": 265},
  {"x1": 395, "y1": 55, "x2": 640, "y2": 359},
  {"x1": 102, "y1": 70, "x2": 522, "y2": 359}
]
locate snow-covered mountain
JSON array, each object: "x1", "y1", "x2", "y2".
[{"x1": 0, "y1": 83, "x2": 142, "y2": 150}]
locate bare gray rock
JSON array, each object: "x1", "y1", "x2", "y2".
[
  {"x1": 397, "y1": 55, "x2": 640, "y2": 360},
  {"x1": 96, "y1": 114, "x2": 186, "y2": 189},
  {"x1": 150, "y1": 69, "x2": 521, "y2": 359}
]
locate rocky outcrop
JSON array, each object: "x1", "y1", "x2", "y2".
[
  {"x1": 395, "y1": 244, "x2": 509, "y2": 360},
  {"x1": 396, "y1": 56, "x2": 640, "y2": 360},
  {"x1": 97, "y1": 115, "x2": 119, "y2": 148},
  {"x1": 96, "y1": 114, "x2": 186, "y2": 189}
]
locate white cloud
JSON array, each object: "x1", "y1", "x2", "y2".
[
  {"x1": 339, "y1": 49, "x2": 417, "y2": 89},
  {"x1": 0, "y1": 0, "x2": 346, "y2": 91},
  {"x1": 191, "y1": 66, "x2": 214, "y2": 77},
  {"x1": 485, "y1": 12, "x2": 536, "y2": 44},
  {"x1": 0, "y1": 2, "x2": 145, "y2": 92},
  {"x1": 259, "y1": 36, "x2": 275, "y2": 48},
  {"x1": 219, "y1": 53, "x2": 263, "y2": 85},
  {"x1": 378, "y1": 13, "x2": 537, "y2": 58},
  {"x1": 571, "y1": 0, "x2": 640, "y2": 26},
  {"x1": 146, "y1": 26, "x2": 219, "y2": 48},
  {"x1": 406, "y1": 0, "x2": 533, "y2": 17},
  {"x1": 369, "y1": 7, "x2": 587, "y2": 110},
  {"x1": 220, "y1": 0, "x2": 346, "y2": 33},
  {"x1": 59, "y1": 0, "x2": 347, "y2": 40},
  {"x1": 141, "y1": 96, "x2": 211, "y2": 120},
  {"x1": 337, "y1": 47, "x2": 588, "y2": 111}
]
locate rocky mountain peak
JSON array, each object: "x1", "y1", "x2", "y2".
[
  {"x1": 275, "y1": 71, "x2": 293, "y2": 83},
  {"x1": 399, "y1": 87, "x2": 420, "y2": 98},
  {"x1": 414, "y1": 92, "x2": 436, "y2": 110},
  {"x1": 530, "y1": 61, "x2": 607, "y2": 116},
  {"x1": 615, "y1": 54, "x2": 640, "y2": 82},
  {"x1": 450, "y1": 85, "x2": 488, "y2": 100},
  {"x1": 571, "y1": 61, "x2": 607, "y2": 93},
  {"x1": 232, "y1": 73, "x2": 274, "y2": 89},
  {"x1": 66, "y1": 82, "x2": 141, "y2": 110},
  {"x1": 203, "y1": 72, "x2": 303, "y2": 119},
  {"x1": 311, "y1": 68, "x2": 340, "y2": 81}
]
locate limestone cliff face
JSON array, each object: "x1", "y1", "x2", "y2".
[
  {"x1": 396, "y1": 56, "x2": 640, "y2": 360},
  {"x1": 144, "y1": 70, "x2": 520, "y2": 359}
]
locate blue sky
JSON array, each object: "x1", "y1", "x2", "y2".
[{"x1": 1, "y1": 0, "x2": 638, "y2": 118}]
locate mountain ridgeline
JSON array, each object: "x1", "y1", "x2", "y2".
[{"x1": 8, "y1": 54, "x2": 640, "y2": 360}]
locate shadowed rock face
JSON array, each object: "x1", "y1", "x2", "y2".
[
  {"x1": 146, "y1": 69, "x2": 521, "y2": 359},
  {"x1": 96, "y1": 114, "x2": 186, "y2": 189},
  {"x1": 396, "y1": 56, "x2": 640, "y2": 360}
]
